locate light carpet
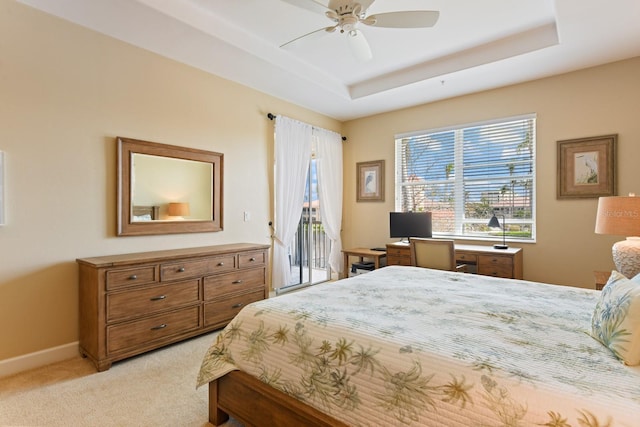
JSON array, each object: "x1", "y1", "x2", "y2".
[{"x1": 0, "y1": 331, "x2": 243, "y2": 427}]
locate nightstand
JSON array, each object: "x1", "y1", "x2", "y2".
[{"x1": 594, "y1": 270, "x2": 612, "y2": 290}]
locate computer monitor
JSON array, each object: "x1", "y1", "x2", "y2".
[{"x1": 389, "y1": 211, "x2": 433, "y2": 242}]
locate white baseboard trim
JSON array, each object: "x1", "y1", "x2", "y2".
[{"x1": 0, "y1": 341, "x2": 79, "y2": 378}]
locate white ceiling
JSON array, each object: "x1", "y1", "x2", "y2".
[{"x1": 17, "y1": 0, "x2": 640, "y2": 121}]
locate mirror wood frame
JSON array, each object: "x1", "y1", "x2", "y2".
[{"x1": 117, "y1": 137, "x2": 223, "y2": 236}]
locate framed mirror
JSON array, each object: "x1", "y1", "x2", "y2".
[{"x1": 117, "y1": 137, "x2": 223, "y2": 236}]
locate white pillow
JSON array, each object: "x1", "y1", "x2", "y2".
[{"x1": 591, "y1": 271, "x2": 640, "y2": 365}]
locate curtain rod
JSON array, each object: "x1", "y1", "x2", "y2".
[{"x1": 267, "y1": 113, "x2": 347, "y2": 141}]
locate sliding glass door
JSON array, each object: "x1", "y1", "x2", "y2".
[{"x1": 286, "y1": 158, "x2": 331, "y2": 290}]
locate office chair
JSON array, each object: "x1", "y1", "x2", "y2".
[{"x1": 409, "y1": 238, "x2": 466, "y2": 272}]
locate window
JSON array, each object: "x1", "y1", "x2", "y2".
[{"x1": 395, "y1": 115, "x2": 536, "y2": 243}]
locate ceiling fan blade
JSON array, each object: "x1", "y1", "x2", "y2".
[
  {"x1": 366, "y1": 11, "x2": 440, "y2": 28},
  {"x1": 347, "y1": 29, "x2": 372, "y2": 62},
  {"x1": 280, "y1": 0, "x2": 330, "y2": 15},
  {"x1": 280, "y1": 25, "x2": 336, "y2": 49}
]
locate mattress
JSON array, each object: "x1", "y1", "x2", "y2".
[{"x1": 198, "y1": 266, "x2": 640, "y2": 426}]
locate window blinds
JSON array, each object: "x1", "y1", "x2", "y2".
[{"x1": 395, "y1": 115, "x2": 536, "y2": 241}]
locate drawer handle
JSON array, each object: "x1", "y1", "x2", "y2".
[
  {"x1": 150, "y1": 295, "x2": 166, "y2": 301},
  {"x1": 151, "y1": 324, "x2": 167, "y2": 330},
  {"x1": 177, "y1": 267, "x2": 185, "y2": 272},
  {"x1": 249, "y1": 257, "x2": 256, "y2": 262},
  {"x1": 232, "y1": 280, "x2": 243, "y2": 284},
  {"x1": 217, "y1": 262, "x2": 224, "y2": 266},
  {"x1": 231, "y1": 303, "x2": 244, "y2": 309},
  {"x1": 129, "y1": 275, "x2": 138, "y2": 280}
]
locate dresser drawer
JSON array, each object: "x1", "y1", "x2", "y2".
[
  {"x1": 106, "y1": 266, "x2": 158, "y2": 290},
  {"x1": 106, "y1": 279, "x2": 200, "y2": 322},
  {"x1": 455, "y1": 252, "x2": 478, "y2": 265},
  {"x1": 385, "y1": 244, "x2": 411, "y2": 266},
  {"x1": 160, "y1": 255, "x2": 236, "y2": 281},
  {"x1": 204, "y1": 290, "x2": 264, "y2": 328},
  {"x1": 238, "y1": 250, "x2": 266, "y2": 268},
  {"x1": 387, "y1": 254, "x2": 411, "y2": 266},
  {"x1": 203, "y1": 269, "x2": 265, "y2": 301},
  {"x1": 107, "y1": 306, "x2": 201, "y2": 354},
  {"x1": 386, "y1": 246, "x2": 408, "y2": 256},
  {"x1": 478, "y1": 255, "x2": 513, "y2": 278}
]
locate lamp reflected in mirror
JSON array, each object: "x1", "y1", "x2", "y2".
[
  {"x1": 488, "y1": 212, "x2": 508, "y2": 250},
  {"x1": 168, "y1": 202, "x2": 190, "y2": 219}
]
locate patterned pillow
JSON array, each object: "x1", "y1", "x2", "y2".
[{"x1": 591, "y1": 271, "x2": 640, "y2": 365}]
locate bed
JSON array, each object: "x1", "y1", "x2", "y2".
[
  {"x1": 131, "y1": 205, "x2": 159, "y2": 221},
  {"x1": 197, "y1": 265, "x2": 640, "y2": 426}
]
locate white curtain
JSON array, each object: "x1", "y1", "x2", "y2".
[
  {"x1": 272, "y1": 116, "x2": 312, "y2": 289},
  {"x1": 315, "y1": 128, "x2": 344, "y2": 275}
]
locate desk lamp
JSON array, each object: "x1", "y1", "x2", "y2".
[
  {"x1": 488, "y1": 212, "x2": 508, "y2": 250},
  {"x1": 595, "y1": 194, "x2": 640, "y2": 278}
]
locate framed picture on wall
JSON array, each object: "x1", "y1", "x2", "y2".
[
  {"x1": 557, "y1": 134, "x2": 617, "y2": 199},
  {"x1": 357, "y1": 160, "x2": 384, "y2": 202}
]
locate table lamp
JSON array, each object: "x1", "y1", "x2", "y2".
[
  {"x1": 595, "y1": 194, "x2": 640, "y2": 278},
  {"x1": 488, "y1": 212, "x2": 508, "y2": 250},
  {"x1": 168, "y1": 202, "x2": 190, "y2": 218}
]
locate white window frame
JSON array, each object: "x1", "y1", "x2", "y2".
[{"x1": 394, "y1": 114, "x2": 536, "y2": 244}]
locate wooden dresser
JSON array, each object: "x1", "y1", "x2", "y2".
[
  {"x1": 386, "y1": 242, "x2": 523, "y2": 279},
  {"x1": 77, "y1": 243, "x2": 269, "y2": 371}
]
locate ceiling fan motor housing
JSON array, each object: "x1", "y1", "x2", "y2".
[{"x1": 327, "y1": 3, "x2": 364, "y2": 33}]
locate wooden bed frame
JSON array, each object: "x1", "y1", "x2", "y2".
[
  {"x1": 208, "y1": 370, "x2": 348, "y2": 427},
  {"x1": 132, "y1": 205, "x2": 159, "y2": 220}
]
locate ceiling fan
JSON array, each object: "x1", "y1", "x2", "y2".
[{"x1": 280, "y1": 0, "x2": 440, "y2": 61}]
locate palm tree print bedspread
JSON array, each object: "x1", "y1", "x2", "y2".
[{"x1": 198, "y1": 266, "x2": 640, "y2": 426}]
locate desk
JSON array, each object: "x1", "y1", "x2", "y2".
[
  {"x1": 341, "y1": 248, "x2": 386, "y2": 279},
  {"x1": 386, "y1": 242, "x2": 523, "y2": 279}
]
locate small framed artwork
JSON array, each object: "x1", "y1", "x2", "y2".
[
  {"x1": 357, "y1": 160, "x2": 384, "y2": 202},
  {"x1": 557, "y1": 134, "x2": 617, "y2": 199}
]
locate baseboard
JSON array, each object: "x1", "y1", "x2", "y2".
[{"x1": 0, "y1": 341, "x2": 79, "y2": 379}]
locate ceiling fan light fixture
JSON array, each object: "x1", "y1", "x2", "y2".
[{"x1": 347, "y1": 28, "x2": 372, "y2": 62}]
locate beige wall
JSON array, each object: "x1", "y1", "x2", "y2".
[
  {"x1": 0, "y1": 1, "x2": 341, "y2": 361},
  {"x1": 342, "y1": 57, "x2": 640, "y2": 288}
]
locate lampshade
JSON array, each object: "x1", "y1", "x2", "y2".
[
  {"x1": 168, "y1": 202, "x2": 190, "y2": 217},
  {"x1": 488, "y1": 215, "x2": 501, "y2": 229},
  {"x1": 488, "y1": 212, "x2": 508, "y2": 250},
  {"x1": 595, "y1": 195, "x2": 640, "y2": 278}
]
